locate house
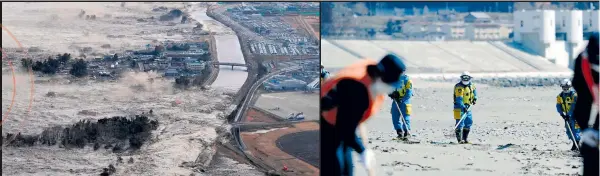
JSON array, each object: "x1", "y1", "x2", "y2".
[
  {"x1": 465, "y1": 23, "x2": 511, "y2": 40},
  {"x1": 164, "y1": 69, "x2": 179, "y2": 77},
  {"x1": 186, "y1": 62, "x2": 205, "y2": 72},
  {"x1": 464, "y1": 12, "x2": 492, "y2": 23}
]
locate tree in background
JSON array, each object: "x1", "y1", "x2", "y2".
[
  {"x1": 59, "y1": 53, "x2": 71, "y2": 64},
  {"x1": 20, "y1": 58, "x2": 33, "y2": 69},
  {"x1": 70, "y1": 59, "x2": 88, "y2": 78},
  {"x1": 41, "y1": 57, "x2": 60, "y2": 74}
]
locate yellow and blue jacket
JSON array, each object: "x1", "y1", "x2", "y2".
[
  {"x1": 392, "y1": 75, "x2": 413, "y2": 104},
  {"x1": 556, "y1": 90, "x2": 577, "y2": 116},
  {"x1": 453, "y1": 82, "x2": 477, "y2": 109}
]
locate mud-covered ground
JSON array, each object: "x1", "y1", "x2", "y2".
[
  {"x1": 1, "y1": 72, "x2": 250, "y2": 176},
  {"x1": 2, "y1": 2, "x2": 265, "y2": 175},
  {"x1": 351, "y1": 79, "x2": 583, "y2": 176},
  {"x1": 2, "y1": 2, "x2": 199, "y2": 56}
]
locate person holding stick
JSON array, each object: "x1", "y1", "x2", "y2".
[
  {"x1": 556, "y1": 79, "x2": 581, "y2": 151},
  {"x1": 453, "y1": 71, "x2": 478, "y2": 144},
  {"x1": 388, "y1": 74, "x2": 414, "y2": 140}
]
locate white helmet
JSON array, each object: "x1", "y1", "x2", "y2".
[
  {"x1": 560, "y1": 79, "x2": 572, "y2": 88},
  {"x1": 460, "y1": 71, "x2": 472, "y2": 81}
]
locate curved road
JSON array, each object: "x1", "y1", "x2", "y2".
[
  {"x1": 233, "y1": 65, "x2": 301, "y2": 150},
  {"x1": 275, "y1": 130, "x2": 320, "y2": 168}
]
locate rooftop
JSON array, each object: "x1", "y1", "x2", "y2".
[{"x1": 468, "y1": 12, "x2": 491, "y2": 19}]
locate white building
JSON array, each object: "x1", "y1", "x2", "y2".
[
  {"x1": 513, "y1": 10, "x2": 584, "y2": 67},
  {"x1": 441, "y1": 23, "x2": 466, "y2": 39},
  {"x1": 465, "y1": 23, "x2": 512, "y2": 40},
  {"x1": 582, "y1": 10, "x2": 599, "y2": 33}
]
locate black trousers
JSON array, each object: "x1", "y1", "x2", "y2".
[
  {"x1": 321, "y1": 117, "x2": 356, "y2": 176},
  {"x1": 581, "y1": 142, "x2": 599, "y2": 176}
]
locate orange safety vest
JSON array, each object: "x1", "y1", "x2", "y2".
[{"x1": 321, "y1": 59, "x2": 385, "y2": 126}]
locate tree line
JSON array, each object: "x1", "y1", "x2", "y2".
[
  {"x1": 3, "y1": 115, "x2": 159, "y2": 152},
  {"x1": 21, "y1": 53, "x2": 89, "y2": 78}
]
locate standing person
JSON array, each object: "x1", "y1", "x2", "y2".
[
  {"x1": 453, "y1": 71, "x2": 478, "y2": 144},
  {"x1": 321, "y1": 54, "x2": 407, "y2": 176},
  {"x1": 571, "y1": 32, "x2": 599, "y2": 176},
  {"x1": 555, "y1": 79, "x2": 581, "y2": 151},
  {"x1": 388, "y1": 74, "x2": 414, "y2": 140}
]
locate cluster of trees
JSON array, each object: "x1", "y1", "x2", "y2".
[
  {"x1": 21, "y1": 53, "x2": 89, "y2": 78},
  {"x1": 21, "y1": 53, "x2": 70, "y2": 74},
  {"x1": 4, "y1": 115, "x2": 159, "y2": 151}
]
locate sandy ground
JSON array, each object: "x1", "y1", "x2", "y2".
[
  {"x1": 2, "y1": 2, "x2": 262, "y2": 175},
  {"x1": 347, "y1": 79, "x2": 584, "y2": 176},
  {"x1": 254, "y1": 92, "x2": 319, "y2": 121}
]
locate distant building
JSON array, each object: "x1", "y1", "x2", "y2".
[
  {"x1": 186, "y1": 62, "x2": 205, "y2": 72},
  {"x1": 423, "y1": 32, "x2": 446, "y2": 41},
  {"x1": 583, "y1": 10, "x2": 599, "y2": 33},
  {"x1": 164, "y1": 69, "x2": 179, "y2": 77},
  {"x1": 465, "y1": 23, "x2": 511, "y2": 40},
  {"x1": 441, "y1": 23, "x2": 466, "y2": 39},
  {"x1": 464, "y1": 12, "x2": 492, "y2": 23}
]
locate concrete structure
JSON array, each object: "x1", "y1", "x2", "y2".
[
  {"x1": 513, "y1": 9, "x2": 590, "y2": 68},
  {"x1": 323, "y1": 39, "x2": 570, "y2": 73},
  {"x1": 582, "y1": 10, "x2": 599, "y2": 33},
  {"x1": 464, "y1": 12, "x2": 492, "y2": 23},
  {"x1": 555, "y1": 10, "x2": 586, "y2": 67}
]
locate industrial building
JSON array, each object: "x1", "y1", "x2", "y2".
[{"x1": 513, "y1": 9, "x2": 595, "y2": 68}]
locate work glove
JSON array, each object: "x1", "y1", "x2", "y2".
[
  {"x1": 358, "y1": 149, "x2": 376, "y2": 171},
  {"x1": 581, "y1": 128, "x2": 599, "y2": 148},
  {"x1": 388, "y1": 91, "x2": 400, "y2": 100},
  {"x1": 463, "y1": 104, "x2": 471, "y2": 111}
]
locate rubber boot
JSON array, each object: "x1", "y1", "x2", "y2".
[
  {"x1": 571, "y1": 141, "x2": 578, "y2": 151},
  {"x1": 396, "y1": 130, "x2": 404, "y2": 139},
  {"x1": 455, "y1": 128, "x2": 464, "y2": 143},
  {"x1": 462, "y1": 128, "x2": 471, "y2": 144},
  {"x1": 403, "y1": 131, "x2": 411, "y2": 141}
]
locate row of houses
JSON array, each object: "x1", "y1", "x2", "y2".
[{"x1": 401, "y1": 17, "x2": 514, "y2": 40}]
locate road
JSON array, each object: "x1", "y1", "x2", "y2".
[{"x1": 231, "y1": 65, "x2": 302, "y2": 153}]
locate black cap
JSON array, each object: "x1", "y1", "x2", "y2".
[{"x1": 376, "y1": 54, "x2": 407, "y2": 87}]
